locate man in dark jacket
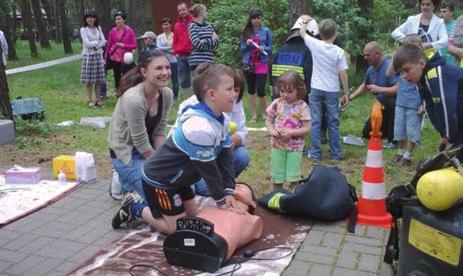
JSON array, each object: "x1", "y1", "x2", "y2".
[{"x1": 270, "y1": 18, "x2": 315, "y2": 102}]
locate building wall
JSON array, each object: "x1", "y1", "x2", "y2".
[{"x1": 151, "y1": 0, "x2": 192, "y2": 34}]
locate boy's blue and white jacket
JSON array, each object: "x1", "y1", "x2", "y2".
[
  {"x1": 142, "y1": 103, "x2": 235, "y2": 205},
  {"x1": 419, "y1": 52, "x2": 463, "y2": 144}
]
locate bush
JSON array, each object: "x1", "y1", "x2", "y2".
[{"x1": 208, "y1": 0, "x2": 289, "y2": 67}]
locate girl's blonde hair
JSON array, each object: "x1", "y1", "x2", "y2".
[
  {"x1": 275, "y1": 70, "x2": 306, "y2": 100},
  {"x1": 189, "y1": 3, "x2": 206, "y2": 18}
]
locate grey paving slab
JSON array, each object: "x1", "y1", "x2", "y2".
[
  {"x1": 0, "y1": 259, "x2": 14, "y2": 272},
  {"x1": 23, "y1": 257, "x2": 63, "y2": 276},
  {"x1": 309, "y1": 263, "x2": 332, "y2": 276},
  {"x1": 283, "y1": 259, "x2": 310, "y2": 276},
  {"x1": 358, "y1": 253, "x2": 381, "y2": 273},
  {"x1": 0, "y1": 249, "x2": 27, "y2": 263},
  {"x1": 0, "y1": 171, "x2": 395, "y2": 276},
  {"x1": 3, "y1": 255, "x2": 45, "y2": 275}
]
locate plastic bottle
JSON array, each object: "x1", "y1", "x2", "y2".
[{"x1": 58, "y1": 170, "x2": 66, "y2": 184}]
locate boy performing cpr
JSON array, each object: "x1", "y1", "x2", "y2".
[
  {"x1": 112, "y1": 63, "x2": 250, "y2": 234},
  {"x1": 393, "y1": 44, "x2": 463, "y2": 150}
]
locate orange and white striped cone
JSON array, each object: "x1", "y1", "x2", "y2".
[{"x1": 356, "y1": 136, "x2": 392, "y2": 228}]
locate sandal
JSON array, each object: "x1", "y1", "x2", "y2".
[
  {"x1": 88, "y1": 102, "x2": 96, "y2": 108},
  {"x1": 95, "y1": 100, "x2": 104, "y2": 107},
  {"x1": 249, "y1": 114, "x2": 257, "y2": 122}
]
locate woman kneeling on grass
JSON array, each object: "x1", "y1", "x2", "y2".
[
  {"x1": 108, "y1": 50, "x2": 174, "y2": 205},
  {"x1": 112, "y1": 63, "x2": 250, "y2": 234}
]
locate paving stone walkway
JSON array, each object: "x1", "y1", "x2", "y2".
[{"x1": 0, "y1": 177, "x2": 393, "y2": 275}]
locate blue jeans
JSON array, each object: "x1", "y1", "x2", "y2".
[
  {"x1": 111, "y1": 151, "x2": 146, "y2": 201},
  {"x1": 194, "y1": 146, "x2": 251, "y2": 196},
  {"x1": 170, "y1": 62, "x2": 179, "y2": 99},
  {"x1": 394, "y1": 105, "x2": 422, "y2": 143},
  {"x1": 309, "y1": 88, "x2": 342, "y2": 160},
  {"x1": 177, "y1": 56, "x2": 191, "y2": 89}
]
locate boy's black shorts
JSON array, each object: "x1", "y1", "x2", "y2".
[{"x1": 142, "y1": 180, "x2": 195, "y2": 218}]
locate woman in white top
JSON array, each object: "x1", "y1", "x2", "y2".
[
  {"x1": 391, "y1": 0, "x2": 447, "y2": 51},
  {"x1": 80, "y1": 11, "x2": 106, "y2": 108},
  {"x1": 157, "y1": 17, "x2": 179, "y2": 99}
]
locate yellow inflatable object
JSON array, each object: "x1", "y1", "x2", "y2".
[
  {"x1": 229, "y1": 121, "x2": 237, "y2": 135},
  {"x1": 417, "y1": 168, "x2": 463, "y2": 211}
]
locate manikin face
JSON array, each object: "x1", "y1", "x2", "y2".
[
  {"x1": 177, "y1": 4, "x2": 189, "y2": 18},
  {"x1": 211, "y1": 75, "x2": 236, "y2": 114},
  {"x1": 399, "y1": 60, "x2": 426, "y2": 84},
  {"x1": 279, "y1": 85, "x2": 299, "y2": 104},
  {"x1": 141, "y1": 56, "x2": 171, "y2": 88}
]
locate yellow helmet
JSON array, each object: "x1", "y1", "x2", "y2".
[{"x1": 417, "y1": 168, "x2": 463, "y2": 211}]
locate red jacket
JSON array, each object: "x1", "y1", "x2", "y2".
[{"x1": 173, "y1": 15, "x2": 194, "y2": 56}]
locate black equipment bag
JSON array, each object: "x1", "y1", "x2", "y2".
[
  {"x1": 258, "y1": 165, "x2": 358, "y2": 231},
  {"x1": 383, "y1": 145, "x2": 463, "y2": 264}
]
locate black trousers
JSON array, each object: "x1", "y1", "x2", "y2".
[{"x1": 362, "y1": 99, "x2": 396, "y2": 143}]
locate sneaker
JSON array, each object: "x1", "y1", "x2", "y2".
[
  {"x1": 307, "y1": 152, "x2": 321, "y2": 161},
  {"x1": 392, "y1": 154, "x2": 403, "y2": 163},
  {"x1": 383, "y1": 142, "x2": 396, "y2": 149},
  {"x1": 111, "y1": 194, "x2": 136, "y2": 229},
  {"x1": 249, "y1": 114, "x2": 257, "y2": 123},
  {"x1": 398, "y1": 157, "x2": 411, "y2": 166},
  {"x1": 109, "y1": 170, "x2": 122, "y2": 201}
]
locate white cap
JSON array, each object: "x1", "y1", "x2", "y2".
[
  {"x1": 291, "y1": 17, "x2": 319, "y2": 36},
  {"x1": 139, "y1": 31, "x2": 156, "y2": 39},
  {"x1": 123, "y1": 52, "x2": 133, "y2": 64}
]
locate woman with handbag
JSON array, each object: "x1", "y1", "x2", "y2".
[
  {"x1": 239, "y1": 9, "x2": 272, "y2": 122},
  {"x1": 80, "y1": 11, "x2": 106, "y2": 108},
  {"x1": 105, "y1": 11, "x2": 136, "y2": 93}
]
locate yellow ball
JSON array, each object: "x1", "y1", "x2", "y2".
[
  {"x1": 417, "y1": 168, "x2": 463, "y2": 211},
  {"x1": 229, "y1": 121, "x2": 237, "y2": 134}
]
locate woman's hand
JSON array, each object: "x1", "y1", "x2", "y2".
[
  {"x1": 116, "y1": 42, "x2": 124, "y2": 48},
  {"x1": 246, "y1": 39, "x2": 253, "y2": 45}
]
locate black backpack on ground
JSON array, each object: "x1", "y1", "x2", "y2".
[{"x1": 258, "y1": 165, "x2": 358, "y2": 231}]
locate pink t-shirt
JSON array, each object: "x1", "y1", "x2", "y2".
[
  {"x1": 250, "y1": 34, "x2": 269, "y2": 74},
  {"x1": 266, "y1": 98, "x2": 311, "y2": 151}
]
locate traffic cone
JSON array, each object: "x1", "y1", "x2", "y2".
[{"x1": 356, "y1": 136, "x2": 392, "y2": 228}]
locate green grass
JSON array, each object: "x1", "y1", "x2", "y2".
[
  {"x1": 7, "y1": 40, "x2": 83, "y2": 69},
  {"x1": 1, "y1": 44, "x2": 441, "y2": 197}
]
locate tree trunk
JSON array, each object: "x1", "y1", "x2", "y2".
[
  {"x1": 41, "y1": 0, "x2": 57, "y2": 42},
  {"x1": 31, "y1": 0, "x2": 51, "y2": 48},
  {"x1": 128, "y1": 0, "x2": 146, "y2": 36},
  {"x1": 12, "y1": 1, "x2": 18, "y2": 43},
  {"x1": 0, "y1": 46, "x2": 13, "y2": 121},
  {"x1": 74, "y1": 0, "x2": 84, "y2": 28},
  {"x1": 288, "y1": 0, "x2": 313, "y2": 25},
  {"x1": 95, "y1": 0, "x2": 112, "y2": 38},
  {"x1": 20, "y1": 0, "x2": 38, "y2": 57},
  {"x1": 115, "y1": 0, "x2": 126, "y2": 12},
  {"x1": 57, "y1": 0, "x2": 72, "y2": 53},
  {"x1": 52, "y1": 0, "x2": 62, "y2": 42},
  {"x1": 0, "y1": 0, "x2": 18, "y2": 60}
]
